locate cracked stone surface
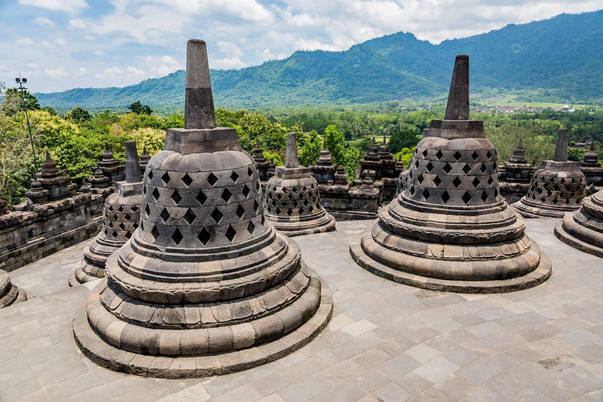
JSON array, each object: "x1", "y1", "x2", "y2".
[{"x1": 1, "y1": 218, "x2": 602, "y2": 401}]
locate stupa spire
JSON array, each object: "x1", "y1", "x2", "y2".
[
  {"x1": 285, "y1": 132, "x2": 299, "y2": 168},
  {"x1": 124, "y1": 140, "x2": 141, "y2": 183},
  {"x1": 184, "y1": 39, "x2": 216, "y2": 129},
  {"x1": 554, "y1": 129, "x2": 569, "y2": 162},
  {"x1": 444, "y1": 55, "x2": 470, "y2": 120}
]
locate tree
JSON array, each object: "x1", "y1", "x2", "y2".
[
  {"x1": 323, "y1": 124, "x2": 345, "y2": 166},
  {"x1": 1, "y1": 87, "x2": 40, "y2": 115},
  {"x1": 128, "y1": 101, "x2": 153, "y2": 115},
  {"x1": 388, "y1": 127, "x2": 421, "y2": 154},
  {"x1": 65, "y1": 106, "x2": 91, "y2": 123},
  {"x1": 297, "y1": 130, "x2": 322, "y2": 167}
]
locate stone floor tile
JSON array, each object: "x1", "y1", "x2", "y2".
[
  {"x1": 404, "y1": 343, "x2": 441, "y2": 364},
  {"x1": 411, "y1": 356, "x2": 460, "y2": 384},
  {"x1": 341, "y1": 319, "x2": 378, "y2": 337},
  {"x1": 374, "y1": 382, "x2": 411, "y2": 402},
  {"x1": 212, "y1": 384, "x2": 263, "y2": 402},
  {"x1": 158, "y1": 383, "x2": 211, "y2": 402}
]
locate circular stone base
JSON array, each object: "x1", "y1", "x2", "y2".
[
  {"x1": 554, "y1": 223, "x2": 603, "y2": 258},
  {"x1": 349, "y1": 238, "x2": 552, "y2": 294},
  {"x1": 68, "y1": 264, "x2": 104, "y2": 287},
  {"x1": 72, "y1": 273, "x2": 333, "y2": 378},
  {"x1": 274, "y1": 214, "x2": 337, "y2": 237},
  {"x1": 513, "y1": 200, "x2": 574, "y2": 219},
  {"x1": 0, "y1": 283, "x2": 27, "y2": 308}
]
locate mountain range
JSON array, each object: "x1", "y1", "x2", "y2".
[{"x1": 37, "y1": 10, "x2": 603, "y2": 111}]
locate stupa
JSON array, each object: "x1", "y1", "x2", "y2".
[
  {"x1": 514, "y1": 129, "x2": 586, "y2": 218},
  {"x1": 349, "y1": 55, "x2": 552, "y2": 293},
  {"x1": 251, "y1": 138, "x2": 275, "y2": 186},
  {"x1": 264, "y1": 133, "x2": 336, "y2": 236},
  {"x1": 96, "y1": 143, "x2": 125, "y2": 184},
  {"x1": 25, "y1": 152, "x2": 76, "y2": 203},
  {"x1": 580, "y1": 142, "x2": 603, "y2": 186},
  {"x1": 554, "y1": 189, "x2": 603, "y2": 257},
  {"x1": 498, "y1": 139, "x2": 535, "y2": 203},
  {"x1": 88, "y1": 168, "x2": 111, "y2": 189},
  {"x1": 0, "y1": 269, "x2": 26, "y2": 309},
  {"x1": 312, "y1": 140, "x2": 336, "y2": 183},
  {"x1": 73, "y1": 40, "x2": 332, "y2": 378},
  {"x1": 69, "y1": 141, "x2": 143, "y2": 286}
]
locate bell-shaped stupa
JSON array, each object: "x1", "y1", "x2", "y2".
[
  {"x1": 514, "y1": 129, "x2": 586, "y2": 218},
  {"x1": 0, "y1": 270, "x2": 26, "y2": 309},
  {"x1": 73, "y1": 40, "x2": 332, "y2": 378},
  {"x1": 264, "y1": 133, "x2": 336, "y2": 236},
  {"x1": 349, "y1": 55, "x2": 552, "y2": 293},
  {"x1": 554, "y1": 189, "x2": 603, "y2": 257},
  {"x1": 69, "y1": 141, "x2": 143, "y2": 286}
]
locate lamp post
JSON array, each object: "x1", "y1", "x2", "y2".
[{"x1": 15, "y1": 77, "x2": 38, "y2": 172}]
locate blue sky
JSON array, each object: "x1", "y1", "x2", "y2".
[{"x1": 1, "y1": 0, "x2": 601, "y2": 93}]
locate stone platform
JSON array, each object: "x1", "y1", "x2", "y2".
[{"x1": 1, "y1": 219, "x2": 602, "y2": 401}]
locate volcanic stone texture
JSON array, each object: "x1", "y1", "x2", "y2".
[
  {"x1": 265, "y1": 168, "x2": 336, "y2": 236},
  {"x1": 73, "y1": 39, "x2": 331, "y2": 378},
  {"x1": 0, "y1": 269, "x2": 26, "y2": 309},
  {"x1": 350, "y1": 125, "x2": 552, "y2": 293},
  {"x1": 514, "y1": 160, "x2": 586, "y2": 218},
  {"x1": 69, "y1": 182, "x2": 142, "y2": 286},
  {"x1": 350, "y1": 55, "x2": 551, "y2": 293},
  {"x1": 554, "y1": 189, "x2": 603, "y2": 257}
]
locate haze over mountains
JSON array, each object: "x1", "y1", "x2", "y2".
[{"x1": 37, "y1": 10, "x2": 602, "y2": 111}]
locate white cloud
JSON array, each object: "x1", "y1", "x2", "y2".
[
  {"x1": 43, "y1": 66, "x2": 68, "y2": 77},
  {"x1": 4, "y1": 0, "x2": 603, "y2": 92},
  {"x1": 32, "y1": 17, "x2": 56, "y2": 27},
  {"x1": 19, "y1": 0, "x2": 88, "y2": 13},
  {"x1": 16, "y1": 37, "x2": 35, "y2": 46}
]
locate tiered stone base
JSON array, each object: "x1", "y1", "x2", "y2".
[
  {"x1": 350, "y1": 238, "x2": 552, "y2": 293},
  {"x1": 73, "y1": 270, "x2": 332, "y2": 378},
  {"x1": 554, "y1": 192, "x2": 603, "y2": 257},
  {"x1": 68, "y1": 236, "x2": 120, "y2": 287},
  {"x1": 267, "y1": 210, "x2": 336, "y2": 237},
  {"x1": 513, "y1": 198, "x2": 577, "y2": 219},
  {"x1": 0, "y1": 270, "x2": 26, "y2": 308}
]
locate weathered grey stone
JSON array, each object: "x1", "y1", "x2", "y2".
[
  {"x1": 554, "y1": 189, "x2": 603, "y2": 257},
  {"x1": 73, "y1": 39, "x2": 332, "y2": 378},
  {"x1": 0, "y1": 269, "x2": 26, "y2": 309},
  {"x1": 350, "y1": 55, "x2": 552, "y2": 293},
  {"x1": 514, "y1": 130, "x2": 586, "y2": 219},
  {"x1": 498, "y1": 139, "x2": 536, "y2": 203},
  {"x1": 444, "y1": 55, "x2": 470, "y2": 120},
  {"x1": 580, "y1": 142, "x2": 603, "y2": 186},
  {"x1": 70, "y1": 142, "x2": 143, "y2": 287},
  {"x1": 265, "y1": 133, "x2": 336, "y2": 237}
]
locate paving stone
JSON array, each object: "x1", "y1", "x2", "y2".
[
  {"x1": 0, "y1": 219, "x2": 602, "y2": 401},
  {"x1": 412, "y1": 356, "x2": 460, "y2": 384},
  {"x1": 375, "y1": 382, "x2": 412, "y2": 401}
]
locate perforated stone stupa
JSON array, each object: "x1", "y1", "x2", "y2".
[
  {"x1": 73, "y1": 40, "x2": 332, "y2": 378},
  {"x1": 514, "y1": 129, "x2": 586, "y2": 218},
  {"x1": 69, "y1": 141, "x2": 143, "y2": 286},
  {"x1": 0, "y1": 269, "x2": 26, "y2": 309},
  {"x1": 554, "y1": 189, "x2": 603, "y2": 257},
  {"x1": 264, "y1": 133, "x2": 336, "y2": 237},
  {"x1": 580, "y1": 142, "x2": 603, "y2": 186},
  {"x1": 349, "y1": 55, "x2": 552, "y2": 293}
]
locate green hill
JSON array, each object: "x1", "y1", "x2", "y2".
[{"x1": 37, "y1": 10, "x2": 603, "y2": 110}]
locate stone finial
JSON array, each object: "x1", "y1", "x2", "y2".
[
  {"x1": 422, "y1": 128, "x2": 429, "y2": 137},
  {"x1": 554, "y1": 129, "x2": 569, "y2": 162},
  {"x1": 444, "y1": 55, "x2": 470, "y2": 120},
  {"x1": 124, "y1": 141, "x2": 141, "y2": 183},
  {"x1": 285, "y1": 133, "x2": 299, "y2": 168},
  {"x1": 184, "y1": 39, "x2": 216, "y2": 130}
]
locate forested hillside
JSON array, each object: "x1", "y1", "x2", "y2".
[{"x1": 36, "y1": 10, "x2": 602, "y2": 110}]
